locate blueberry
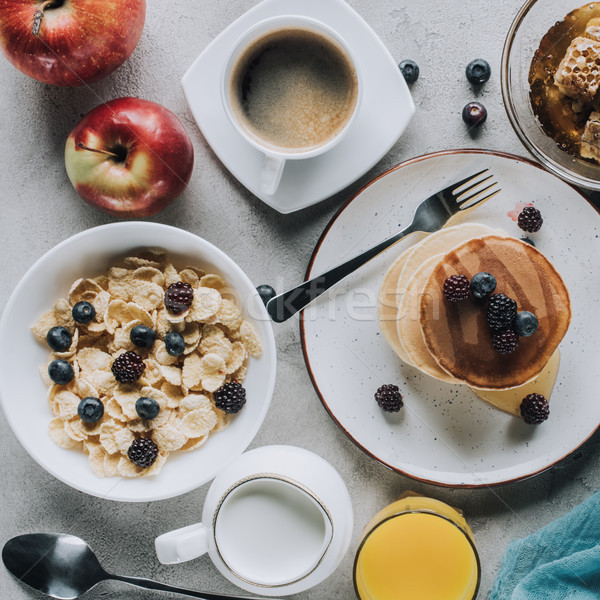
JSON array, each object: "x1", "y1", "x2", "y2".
[
  {"x1": 72, "y1": 301, "x2": 96, "y2": 324},
  {"x1": 513, "y1": 311, "x2": 538, "y2": 337},
  {"x1": 399, "y1": 59, "x2": 419, "y2": 84},
  {"x1": 256, "y1": 284, "x2": 276, "y2": 306},
  {"x1": 130, "y1": 325, "x2": 156, "y2": 348},
  {"x1": 46, "y1": 326, "x2": 72, "y2": 352},
  {"x1": 164, "y1": 332, "x2": 185, "y2": 356},
  {"x1": 469, "y1": 272, "x2": 497, "y2": 299},
  {"x1": 48, "y1": 359, "x2": 74, "y2": 385},
  {"x1": 135, "y1": 396, "x2": 160, "y2": 420},
  {"x1": 462, "y1": 101, "x2": 487, "y2": 127},
  {"x1": 520, "y1": 237, "x2": 535, "y2": 247},
  {"x1": 77, "y1": 397, "x2": 104, "y2": 423},
  {"x1": 466, "y1": 59, "x2": 491, "y2": 85}
]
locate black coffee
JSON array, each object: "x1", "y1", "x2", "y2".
[{"x1": 230, "y1": 27, "x2": 359, "y2": 151}]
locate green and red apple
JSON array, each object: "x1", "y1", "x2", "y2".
[
  {"x1": 0, "y1": 0, "x2": 145, "y2": 86},
  {"x1": 65, "y1": 97, "x2": 195, "y2": 218}
]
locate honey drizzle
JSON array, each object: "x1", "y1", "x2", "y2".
[{"x1": 529, "y1": 2, "x2": 600, "y2": 157}]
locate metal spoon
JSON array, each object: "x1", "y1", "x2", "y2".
[{"x1": 2, "y1": 533, "x2": 280, "y2": 600}]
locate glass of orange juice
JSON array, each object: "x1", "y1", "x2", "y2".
[{"x1": 353, "y1": 494, "x2": 480, "y2": 600}]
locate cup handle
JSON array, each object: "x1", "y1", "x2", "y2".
[
  {"x1": 259, "y1": 154, "x2": 286, "y2": 195},
  {"x1": 155, "y1": 523, "x2": 209, "y2": 564}
]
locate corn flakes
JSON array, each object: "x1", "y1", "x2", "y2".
[{"x1": 33, "y1": 249, "x2": 259, "y2": 479}]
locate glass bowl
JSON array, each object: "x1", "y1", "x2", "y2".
[{"x1": 501, "y1": 0, "x2": 600, "y2": 190}]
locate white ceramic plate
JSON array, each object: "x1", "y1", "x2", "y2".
[
  {"x1": 0, "y1": 222, "x2": 276, "y2": 502},
  {"x1": 301, "y1": 150, "x2": 600, "y2": 487},
  {"x1": 181, "y1": 0, "x2": 414, "y2": 214}
]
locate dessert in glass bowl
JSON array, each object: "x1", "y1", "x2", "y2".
[
  {"x1": 529, "y1": 2, "x2": 600, "y2": 163},
  {"x1": 502, "y1": 0, "x2": 600, "y2": 189}
]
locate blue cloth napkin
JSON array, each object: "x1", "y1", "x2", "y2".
[{"x1": 489, "y1": 491, "x2": 600, "y2": 600}]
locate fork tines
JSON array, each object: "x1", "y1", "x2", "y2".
[{"x1": 453, "y1": 169, "x2": 500, "y2": 209}]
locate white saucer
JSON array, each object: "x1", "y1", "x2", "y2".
[{"x1": 181, "y1": 0, "x2": 415, "y2": 214}]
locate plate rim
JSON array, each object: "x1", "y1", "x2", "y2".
[{"x1": 300, "y1": 147, "x2": 600, "y2": 488}]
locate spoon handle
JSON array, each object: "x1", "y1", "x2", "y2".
[{"x1": 110, "y1": 573, "x2": 282, "y2": 600}]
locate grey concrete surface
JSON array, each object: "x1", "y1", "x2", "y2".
[{"x1": 1, "y1": 1, "x2": 599, "y2": 599}]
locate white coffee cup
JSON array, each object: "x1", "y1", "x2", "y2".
[
  {"x1": 221, "y1": 15, "x2": 362, "y2": 196},
  {"x1": 155, "y1": 445, "x2": 353, "y2": 596}
]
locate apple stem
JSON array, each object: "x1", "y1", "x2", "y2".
[
  {"x1": 77, "y1": 142, "x2": 123, "y2": 161},
  {"x1": 32, "y1": 0, "x2": 56, "y2": 37}
]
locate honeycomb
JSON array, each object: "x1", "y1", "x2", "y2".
[
  {"x1": 580, "y1": 110, "x2": 600, "y2": 160},
  {"x1": 584, "y1": 17, "x2": 600, "y2": 42},
  {"x1": 554, "y1": 36, "x2": 600, "y2": 102}
]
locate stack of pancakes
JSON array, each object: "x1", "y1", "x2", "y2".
[{"x1": 378, "y1": 224, "x2": 571, "y2": 416}]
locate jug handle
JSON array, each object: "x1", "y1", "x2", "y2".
[{"x1": 155, "y1": 523, "x2": 209, "y2": 564}]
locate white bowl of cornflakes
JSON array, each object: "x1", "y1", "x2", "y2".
[{"x1": 0, "y1": 222, "x2": 276, "y2": 502}]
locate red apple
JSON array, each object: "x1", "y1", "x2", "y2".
[
  {"x1": 0, "y1": 0, "x2": 145, "y2": 86},
  {"x1": 65, "y1": 97, "x2": 195, "y2": 217}
]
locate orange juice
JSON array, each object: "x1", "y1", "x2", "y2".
[{"x1": 353, "y1": 496, "x2": 480, "y2": 600}]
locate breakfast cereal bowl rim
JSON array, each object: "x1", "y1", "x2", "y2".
[
  {"x1": 501, "y1": 0, "x2": 600, "y2": 191},
  {"x1": 0, "y1": 221, "x2": 277, "y2": 502}
]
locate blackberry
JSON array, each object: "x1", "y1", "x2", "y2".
[
  {"x1": 374, "y1": 384, "x2": 404, "y2": 413},
  {"x1": 517, "y1": 206, "x2": 543, "y2": 233},
  {"x1": 513, "y1": 311, "x2": 538, "y2": 337},
  {"x1": 136, "y1": 397, "x2": 160, "y2": 420},
  {"x1": 466, "y1": 59, "x2": 491, "y2": 85},
  {"x1": 130, "y1": 325, "x2": 156, "y2": 348},
  {"x1": 46, "y1": 326, "x2": 72, "y2": 352},
  {"x1": 491, "y1": 329, "x2": 519, "y2": 354},
  {"x1": 77, "y1": 397, "x2": 104, "y2": 423},
  {"x1": 48, "y1": 359, "x2": 74, "y2": 385},
  {"x1": 164, "y1": 331, "x2": 185, "y2": 356},
  {"x1": 127, "y1": 438, "x2": 159, "y2": 468},
  {"x1": 520, "y1": 393, "x2": 549, "y2": 424},
  {"x1": 443, "y1": 275, "x2": 470, "y2": 302},
  {"x1": 164, "y1": 282, "x2": 194, "y2": 314},
  {"x1": 462, "y1": 102, "x2": 487, "y2": 127},
  {"x1": 469, "y1": 272, "x2": 497, "y2": 300},
  {"x1": 72, "y1": 301, "x2": 96, "y2": 324},
  {"x1": 111, "y1": 351, "x2": 145, "y2": 383},
  {"x1": 399, "y1": 59, "x2": 420, "y2": 84},
  {"x1": 486, "y1": 294, "x2": 517, "y2": 331},
  {"x1": 214, "y1": 382, "x2": 247, "y2": 414}
]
